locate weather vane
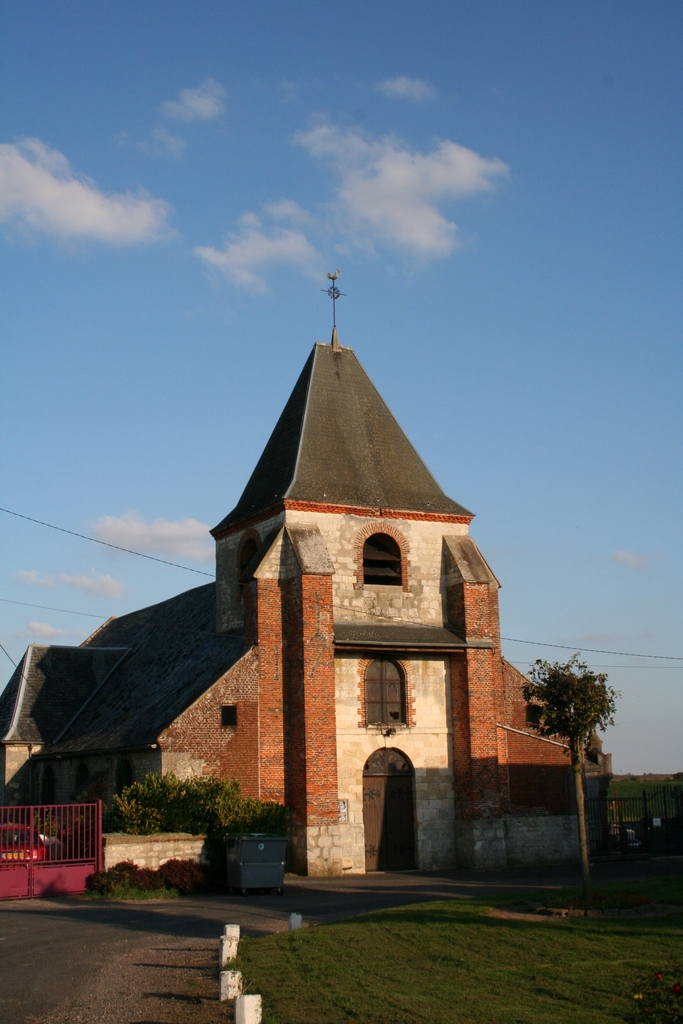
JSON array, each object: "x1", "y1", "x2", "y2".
[{"x1": 322, "y1": 269, "x2": 346, "y2": 350}]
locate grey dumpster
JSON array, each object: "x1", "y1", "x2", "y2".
[{"x1": 224, "y1": 833, "x2": 287, "y2": 895}]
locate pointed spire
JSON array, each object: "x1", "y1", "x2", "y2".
[
  {"x1": 331, "y1": 325, "x2": 340, "y2": 351},
  {"x1": 211, "y1": 343, "x2": 473, "y2": 535}
]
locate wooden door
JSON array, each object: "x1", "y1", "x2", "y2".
[{"x1": 363, "y1": 748, "x2": 415, "y2": 871}]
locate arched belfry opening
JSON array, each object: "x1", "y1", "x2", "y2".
[
  {"x1": 238, "y1": 536, "x2": 259, "y2": 575},
  {"x1": 363, "y1": 533, "x2": 402, "y2": 586},
  {"x1": 363, "y1": 748, "x2": 416, "y2": 871}
]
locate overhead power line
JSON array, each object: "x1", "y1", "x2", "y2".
[
  {"x1": 0, "y1": 643, "x2": 17, "y2": 668},
  {"x1": 2, "y1": 507, "x2": 680, "y2": 662},
  {"x1": 0, "y1": 597, "x2": 107, "y2": 619},
  {"x1": 501, "y1": 636, "x2": 683, "y2": 662},
  {"x1": 0, "y1": 506, "x2": 215, "y2": 578}
]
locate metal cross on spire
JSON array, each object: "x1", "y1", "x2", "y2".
[{"x1": 321, "y1": 269, "x2": 346, "y2": 350}]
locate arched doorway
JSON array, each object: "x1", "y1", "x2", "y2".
[{"x1": 363, "y1": 748, "x2": 416, "y2": 871}]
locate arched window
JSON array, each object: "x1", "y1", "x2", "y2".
[
  {"x1": 115, "y1": 758, "x2": 133, "y2": 795},
  {"x1": 363, "y1": 533, "x2": 402, "y2": 586},
  {"x1": 365, "y1": 660, "x2": 405, "y2": 725},
  {"x1": 75, "y1": 763, "x2": 89, "y2": 793},
  {"x1": 238, "y1": 536, "x2": 259, "y2": 575},
  {"x1": 41, "y1": 765, "x2": 55, "y2": 804}
]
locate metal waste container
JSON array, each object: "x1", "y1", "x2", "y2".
[{"x1": 224, "y1": 833, "x2": 287, "y2": 895}]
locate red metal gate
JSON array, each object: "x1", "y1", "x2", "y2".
[{"x1": 0, "y1": 802, "x2": 102, "y2": 899}]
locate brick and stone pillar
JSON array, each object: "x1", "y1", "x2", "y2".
[
  {"x1": 251, "y1": 523, "x2": 341, "y2": 875},
  {"x1": 281, "y1": 527, "x2": 340, "y2": 875},
  {"x1": 255, "y1": 577, "x2": 286, "y2": 803},
  {"x1": 445, "y1": 536, "x2": 508, "y2": 868}
]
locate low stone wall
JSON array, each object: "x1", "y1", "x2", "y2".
[
  {"x1": 102, "y1": 832, "x2": 208, "y2": 871},
  {"x1": 454, "y1": 814, "x2": 579, "y2": 869},
  {"x1": 504, "y1": 814, "x2": 579, "y2": 866}
]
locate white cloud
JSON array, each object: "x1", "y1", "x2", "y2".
[
  {"x1": 93, "y1": 512, "x2": 214, "y2": 562},
  {"x1": 24, "y1": 622, "x2": 69, "y2": 639},
  {"x1": 195, "y1": 213, "x2": 321, "y2": 293},
  {"x1": 147, "y1": 128, "x2": 186, "y2": 157},
  {"x1": 377, "y1": 77, "x2": 436, "y2": 102},
  {"x1": 17, "y1": 570, "x2": 54, "y2": 587},
  {"x1": 280, "y1": 80, "x2": 301, "y2": 104},
  {"x1": 162, "y1": 79, "x2": 226, "y2": 121},
  {"x1": 0, "y1": 138, "x2": 173, "y2": 243},
  {"x1": 611, "y1": 550, "x2": 661, "y2": 570},
  {"x1": 264, "y1": 199, "x2": 311, "y2": 224},
  {"x1": 295, "y1": 122, "x2": 508, "y2": 256},
  {"x1": 58, "y1": 573, "x2": 124, "y2": 598}
]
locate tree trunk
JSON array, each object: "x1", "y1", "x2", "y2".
[{"x1": 572, "y1": 751, "x2": 592, "y2": 911}]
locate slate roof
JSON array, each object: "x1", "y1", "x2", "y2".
[
  {"x1": 0, "y1": 584, "x2": 245, "y2": 757},
  {"x1": 0, "y1": 646, "x2": 128, "y2": 744},
  {"x1": 333, "y1": 622, "x2": 494, "y2": 650},
  {"x1": 213, "y1": 343, "x2": 472, "y2": 533}
]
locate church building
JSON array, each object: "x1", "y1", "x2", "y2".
[{"x1": 1, "y1": 332, "x2": 581, "y2": 873}]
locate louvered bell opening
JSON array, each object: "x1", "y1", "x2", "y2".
[{"x1": 363, "y1": 533, "x2": 402, "y2": 587}]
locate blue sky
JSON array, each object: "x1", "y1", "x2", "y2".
[{"x1": 1, "y1": 1, "x2": 681, "y2": 772}]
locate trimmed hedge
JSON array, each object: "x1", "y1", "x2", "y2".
[{"x1": 112, "y1": 772, "x2": 288, "y2": 838}]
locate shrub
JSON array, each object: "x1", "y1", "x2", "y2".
[
  {"x1": 86, "y1": 858, "x2": 206, "y2": 898},
  {"x1": 627, "y1": 964, "x2": 683, "y2": 1022},
  {"x1": 113, "y1": 772, "x2": 287, "y2": 838},
  {"x1": 86, "y1": 860, "x2": 165, "y2": 896},
  {"x1": 157, "y1": 858, "x2": 205, "y2": 895}
]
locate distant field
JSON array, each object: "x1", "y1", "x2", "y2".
[{"x1": 608, "y1": 777, "x2": 683, "y2": 799}]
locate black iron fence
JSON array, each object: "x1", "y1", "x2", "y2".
[{"x1": 586, "y1": 785, "x2": 683, "y2": 858}]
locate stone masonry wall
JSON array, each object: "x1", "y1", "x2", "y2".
[
  {"x1": 102, "y1": 832, "x2": 208, "y2": 871},
  {"x1": 286, "y1": 509, "x2": 469, "y2": 626},
  {"x1": 504, "y1": 814, "x2": 579, "y2": 866},
  {"x1": 32, "y1": 748, "x2": 161, "y2": 806},
  {"x1": 215, "y1": 512, "x2": 285, "y2": 634},
  {"x1": 335, "y1": 651, "x2": 456, "y2": 872}
]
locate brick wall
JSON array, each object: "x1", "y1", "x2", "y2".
[
  {"x1": 447, "y1": 572, "x2": 508, "y2": 819},
  {"x1": 282, "y1": 572, "x2": 338, "y2": 829},
  {"x1": 159, "y1": 648, "x2": 260, "y2": 796},
  {"x1": 257, "y1": 578, "x2": 286, "y2": 803},
  {"x1": 502, "y1": 659, "x2": 573, "y2": 815}
]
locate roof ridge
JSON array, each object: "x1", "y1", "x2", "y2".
[
  {"x1": 283, "y1": 342, "x2": 318, "y2": 501},
  {"x1": 4, "y1": 646, "x2": 32, "y2": 742}
]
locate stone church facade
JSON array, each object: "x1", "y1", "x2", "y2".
[{"x1": 1, "y1": 338, "x2": 582, "y2": 873}]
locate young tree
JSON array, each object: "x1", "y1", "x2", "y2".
[{"x1": 523, "y1": 656, "x2": 618, "y2": 909}]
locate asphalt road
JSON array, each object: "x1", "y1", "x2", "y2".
[{"x1": 1, "y1": 858, "x2": 681, "y2": 1024}]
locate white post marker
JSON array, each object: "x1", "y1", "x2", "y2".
[
  {"x1": 288, "y1": 912, "x2": 303, "y2": 930},
  {"x1": 220, "y1": 924, "x2": 240, "y2": 966},
  {"x1": 234, "y1": 993, "x2": 262, "y2": 1024},
  {"x1": 219, "y1": 970, "x2": 242, "y2": 1002}
]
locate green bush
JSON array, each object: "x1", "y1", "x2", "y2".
[
  {"x1": 113, "y1": 772, "x2": 288, "y2": 838},
  {"x1": 627, "y1": 964, "x2": 682, "y2": 1022}
]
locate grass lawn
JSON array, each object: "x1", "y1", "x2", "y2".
[
  {"x1": 608, "y1": 778, "x2": 683, "y2": 799},
  {"x1": 235, "y1": 876, "x2": 683, "y2": 1024}
]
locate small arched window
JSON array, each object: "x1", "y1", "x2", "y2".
[
  {"x1": 115, "y1": 758, "x2": 133, "y2": 795},
  {"x1": 365, "y1": 660, "x2": 405, "y2": 725},
  {"x1": 41, "y1": 765, "x2": 55, "y2": 804},
  {"x1": 238, "y1": 537, "x2": 259, "y2": 575},
  {"x1": 75, "y1": 763, "x2": 89, "y2": 793},
  {"x1": 363, "y1": 533, "x2": 402, "y2": 586}
]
